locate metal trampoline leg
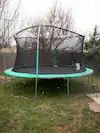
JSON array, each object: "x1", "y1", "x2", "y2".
[
  {"x1": 10, "y1": 77, "x2": 28, "y2": 99},
  {"x1": 91, "y1": 74, "x2": 94, "y2": 85},
  {"x1": 88, "y1": 76, "x2": 90, "y2": 94},
  {"x1": 4, "y1": 75, "x2": 7, "y2": 88},
  {"x1": 67, "y1": 78, "x2": 70, "y2": 96},
  {"x1": 83, "y1": 76, "x2": 85, "y2": 84},
  {"x1": 90, "y1": 74, "x2": 94, "y2": 93},
  {"x1": 10, "y1": 77, "x2": 14, "y2": 96},
  {"x1": 64, "y1": 79, "x2": 67, "y2": 94},
  {"x1": 83, "y1": 76, "x2": 86, "y2": 90},
  {"x1": 35, "y1": 78, "x2": 38, "y2": 99}
]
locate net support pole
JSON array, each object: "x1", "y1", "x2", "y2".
[
  {"x1": 24, "y1": 40, "x2": 26, "y2": 66},
  {"x1": 54, "y1": 48, "x2": 56, "y2": 66},
  {"x1": 67, "y1": 78, "x2": 70, "y2": 96},
  {"x1": 36, "y1": 26, "x2": 41, "y2": 75},
  {"x1": 35, "y1": 26, "x2": 41, "y2": 99}
]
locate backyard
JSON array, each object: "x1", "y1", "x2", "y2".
[{"x1": 0, "y1": 75, "x2": 100, "y2": 133}]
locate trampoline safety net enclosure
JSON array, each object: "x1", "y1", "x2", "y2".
[{"x1": 12, "y1": 25, "x2": 86, "y2": 75}]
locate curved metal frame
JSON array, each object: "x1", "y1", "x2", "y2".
[{"x1": 14, "y1": 25, "x2": 85, "y2": 37}]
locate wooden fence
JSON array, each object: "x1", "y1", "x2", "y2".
[{"x1": 0, "y1": 52, "x2": 16, "y2": 72}]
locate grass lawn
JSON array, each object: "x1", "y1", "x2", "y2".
[
  {"x1": 0, "y1": 77, "x2": 100, "y2": 133},
  {"x1": 0, "y1": 72, "x2": 5, "y2": 76}
]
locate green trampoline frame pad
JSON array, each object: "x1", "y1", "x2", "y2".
[{"x1": 4, "y1": 68, "x2": 94, "y2": 79}]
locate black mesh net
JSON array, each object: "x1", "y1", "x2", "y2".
[{"x1": 13, "y1": 25, "x2": 85, "y2": 74}]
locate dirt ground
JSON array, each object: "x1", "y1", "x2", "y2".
[{"x1": 0, "y1": 76, "x2": 12, "y2": 83}]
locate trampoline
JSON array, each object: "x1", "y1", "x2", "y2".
[{"x1": 4, "y1": 25, "x2": 94, "y2": 98}]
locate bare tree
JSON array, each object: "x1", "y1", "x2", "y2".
[
  {"x1": 42, "y1": 1, "x2": 73, "y2": 30},
  {"x1": 0, "y1": 0, "x2": 20, "y2": 49},
  {"x1": 17, "y1": 1, "x2": 83, "y2": 55},
  {"x1": 28, "y1": 1, "x2": 77, "y2": 52}
]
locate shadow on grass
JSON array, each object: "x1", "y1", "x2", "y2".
[
  {"x1": 70, "y1": 78, "x2": 88, "y2": 94},
  {"x1": 6, "y1": 77, "x2": 89, "y2": 98}
]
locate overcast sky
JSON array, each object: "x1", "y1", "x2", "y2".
[{"x1": 15, "y1": 0, "x2": 100, "y2": 35}]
